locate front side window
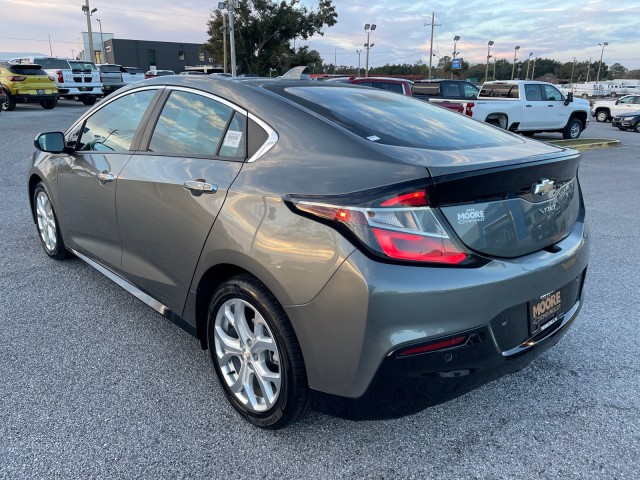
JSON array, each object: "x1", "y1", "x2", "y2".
[
  {"x1": 543, "y1": 85, "x2": 562, "y2": 101},
  {"x1": 148, "y1": 90, "x2": 235, "y2": 157},
  {"x1": 77, "y1": 90, "x2": 156, "y2": 152},
  {"x1": 619, "y1": 96, "x2": 634, "y2": 104},
  {"x1": 463, "y1": 83, "x2": 479, "y2": 98}
]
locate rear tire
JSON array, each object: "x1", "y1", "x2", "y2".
[
  {"x1": 595, "y1": 110, "x2": 610, "y2": 123},
  {"x1": 80, "y1": 96, "x2": 97, "y2": 106},
  {"x1": 207, "y1": 274, "x2": 310, "y2": 429},
  {"x1": 33, "y1": 183, "x2": 72, "y2": 260},
  {"x1": 635, "y1": 122, "x2": 640, "y2": 133},
  {"x1": 40, "y1": 99, "x2": 57, "y2": 109},
  {"x1": 563, "y1": 118, "x2": 582, "y2": 139},
  {"x1": 2, "y1": 89, "x2": 16, "y2": 111},
  {"x1": 521, "y1": 131, "x2": 536, "y2": 137}
]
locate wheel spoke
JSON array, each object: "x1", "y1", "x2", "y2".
[
  {"x1": 214, "y1": 326, "x2": 242, "y2": 364},
  {"x1": 229, "y1": 361, "x2": 248, "y2": 394},
  {"x1": 232, "y1": 299, "x2": 255, "y2": 343}
]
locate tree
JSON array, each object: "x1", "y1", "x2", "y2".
[
  {"x1": 608, "y1": 63, "x2": 628, "y2": 80},
  {"x1": 204, "y1": 0, "x2": 337, "y2": 75}
]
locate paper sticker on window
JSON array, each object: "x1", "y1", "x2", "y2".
[
  {"x1": 223, "y1": 130, "x2": 243, "y2": 148},
  {"x1": 367, "y1": 135, "x2": 380, "y2": 142}
]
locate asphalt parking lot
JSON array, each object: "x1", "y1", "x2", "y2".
[{"x1": 1, "y1": 102, "x2": 639, "y2": 479}]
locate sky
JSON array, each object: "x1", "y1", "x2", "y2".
[{"x1": 0, "y1": 0, "x2": 638, "y2": 70}]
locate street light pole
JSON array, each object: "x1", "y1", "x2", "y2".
[
  {"x1": 219, "y1": 2, "x2": 237, "y2": 77},
  {"x1": 484, "y1": 40, "x2": 494, "y2": 83},
  {"x1": 451, "y1": 35, "x2": 460, "y2": 79},
  {"x1": 531, "y1": 57, "x2": 537, "y2": 80},
  {"x1": 356, "y1": 49, "x2": 362, "y2": 76},
  {"x1": 96, "y1": 18, "x2": 105, "y2": 63},
  {"x1": 525, "y1": 52, "x2": 533, "y2": 79},
  {"x1": 364, "y1": 24, "x2": 376, "y2": 77},
  {"x1": 81, "y1": 0, "x2": 96, "y2": 63},
  {"x1": 570, "y1": 57, "x2": 577, "y2": 84},
  {"x1": 220, "y1": 13, "x2": 228, "y2": 73},
  {"x1": 596, "y1": 42, "x2": 609, "y2": 83},
  {"x1": 511, "y1": 45, "x2": 520, "y2": 80}
]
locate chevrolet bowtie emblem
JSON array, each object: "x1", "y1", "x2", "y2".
[{"x1": 532, "y1": 178, "x2": 555, "y2": 196}]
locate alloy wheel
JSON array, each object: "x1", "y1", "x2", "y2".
[
  {"x1": 36, "y1": 191, "x2": 57, "y2": 253},
  {"x1": 213, "y1": 298, "x2": 281, "y2": 413}
]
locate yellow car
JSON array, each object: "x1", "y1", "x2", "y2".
[{"x1": 1, "y1": 62, "x2": 58, "y2": 110}]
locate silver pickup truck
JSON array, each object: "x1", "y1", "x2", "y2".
[{"x1": 97, "y1": 64, "x2": 126, "y2": 96}]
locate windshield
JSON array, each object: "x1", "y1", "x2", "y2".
[{"x1": 273, "y1": 86, "x2": 521, "y2": 150}]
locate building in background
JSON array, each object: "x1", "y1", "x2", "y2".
[
  {"x1": 103, "y1": 38, "x2": 209, "y2": 72},
  {"x1": 78, "y1": 32, "x2": 116, "y2": 63}
]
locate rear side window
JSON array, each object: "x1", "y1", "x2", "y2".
[
  {"x1": 148, "y1": 90, "x2": 234, "y2": 157},
  {"x1": 78, "y1": 90, "x2": 156, "y2": 152},
  {"x1": 480, "y1": 84, "x2": 519, "y2": 98},
  {"x1": 275, "y1": 86, "x2": 520, "y2": 150},
  {"x1": 525, "y1": 84, "x2": 543, "y2": 101},
  {"x1": 443, "y1": 83, "x2": 461, "y2": 97}
]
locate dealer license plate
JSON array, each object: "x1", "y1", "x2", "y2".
[{"x1": 529, "y1": 288, "x2": 563, "y2": 335}]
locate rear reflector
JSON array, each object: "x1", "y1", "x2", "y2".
[
  {"x1": 372, "y1": 228, "x2": 467, "y2": 264},
  {"x1": 398, "y1": 336, "x2": 467, "y2": 356}
]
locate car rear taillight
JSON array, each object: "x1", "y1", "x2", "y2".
[
  {"x1": 8, "y1": 76, "x2": 26, "y2": 81},
  {"x1": 287, "y1": 184, "x2": 469, "y2": 265},
  {"x1": 56, "y1": 70, "x2": 64, "y2": 83},
  {"x1": 99, "y1": 72, "x2": 103, "y2": 83},
  {"x1": 465, "y1": 102, "x2": 474, "y2": 117}
]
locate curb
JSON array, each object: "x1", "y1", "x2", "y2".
[{"x1": 546, "y1": 139, "x2": 621, "y2": 151}]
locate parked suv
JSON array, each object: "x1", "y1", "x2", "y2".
[
  {"x1": 327, "y1": 76, "x2": 413, "y2": 95},
  {"x1": 11, "y1": 57, "x2": 102, "y2": 105},
  {"x1": 97, "y1": 64, "x2": 126, "y2": 96},
  {"x1": 0, "y1": 62, "x2": 58, "y2": 110},
  {"x1": 411, "y1": 80, "x2": 479, "y2": 101}
]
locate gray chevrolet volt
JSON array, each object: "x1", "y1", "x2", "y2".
[{"x1": 28, "y1": 76, "x2": 589, "y2": 429}]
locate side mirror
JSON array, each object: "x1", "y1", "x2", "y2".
[
  {"x1": 564, "y1": 92, "x2": 573, "y2": 105},
  {"x1": 34, "y1": 132, "x2": 66, "y2": 153},
  {"x1": 615, "y1": 99, "x2": 620, "y2": 105}
]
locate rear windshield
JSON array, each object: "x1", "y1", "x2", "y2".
[
  {"x1": 35, "y1": 58, "x2": 69, "y2": 69},
  {"x1": 480, "y1": 84, "x2": 519, "y2": 98},
  {"x1": 9, "y1": 65, "x2": 48, "y2": 75},
  {"x1": 68, "y1": 61, "x2": 97, "y2": 72},
  {"x1": 99, "y1": 64, "x2": 121, "y2": 73},
  {"x1": 123, "y1": 67, "x2": 145, "y2": 74},
  {"x1": 411, "y1": 83, "x2": 440, "y2": 96},
  {"x1": 273, "y1": 86, "x2": 520, "y2": 150}
]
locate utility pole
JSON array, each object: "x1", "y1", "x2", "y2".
[
  {"x1": 334, "y1": 49, "x2": 337, "y2": 75},
  {"x1": 570, "y1": 57, "x2": 577, "y2": 84},
  {"x1": 596, "y1": 42, "x2": 609, "y2": 83},
  {"x1": 531, "y1": 57, "x2": 537, "y2": 80},
  {"x1": 586, "y1": 57, "x2": 591, "y2": 83},
  {"x1": 356, "y1": 49, "x2": 362, "y2": 76},
  {"x1": 426, "y1": 11, "x2": 440, "y2": 80},
  {"x1": 81, "y1": 0, "x2": 96, "y2": 63},
  {"x1": 48, "y1": 34, "x2": 53, "y2": 56}
]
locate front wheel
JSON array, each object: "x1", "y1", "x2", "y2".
[
  {"x1": 33, "y1": 183, "x2": 72, "y2": 260},
  {"x1": 207, "y1": 274, "x2": 309, "y2": 429},
  {"x1": 595, "y1": 110, "x2": 610, "y2": 123},
  {"x1": 563, "y1": 118, "x2": 582, "y2": 139},
  {"x1": 635, "y1": 122, "x2": 640, "y2": 133}
]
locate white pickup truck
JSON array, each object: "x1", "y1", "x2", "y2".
[
  {"x1": 591, "y1": 95, "x2": 640, "y2": 122},
  {"x1": 466, "y1": 80, "x2": 591, "y2": 139}
]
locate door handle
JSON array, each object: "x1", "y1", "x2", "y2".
[
  {"x1": 548, "y1": 105, "x2": 554, "y2": 107},
  {"x1": 525, "y1": 105, "x2": 532, "y2": 107},
  {"x1": 97, "y1": 171, "x2": 115, "y2": 183},
  {"x1": 183, "y1": 180, "x2": 218, "y2": 194}
]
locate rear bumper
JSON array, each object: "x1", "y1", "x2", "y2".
[
  {"x1": 285, "y1": 220, "x2": 589, "y2": 403},
  {"x1": 58, "y1": 86, "x2": 101, "y2": 95},
  {"x1": 311, "y1": 286, "x2": 584, "y2": 420},
  {"x1": 13, "y1": 93, "x2": 58, "y2": 103}
]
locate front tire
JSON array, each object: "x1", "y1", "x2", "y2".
[
  {"x1": 563, "y1": 118, "x2": 582, "y2": 139},
  {"x1": 595, "y1": 110, "x2": 610, "y2": 123},
  {"x1": 635, "y1": 122, "x2": 640, "y2": 133},
  {"x1": 33, "y1": 183, "x2": 72, "y2": 260},
  {"x1": 207, "y1": 274, "x2": 309, "y2": 429}
]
